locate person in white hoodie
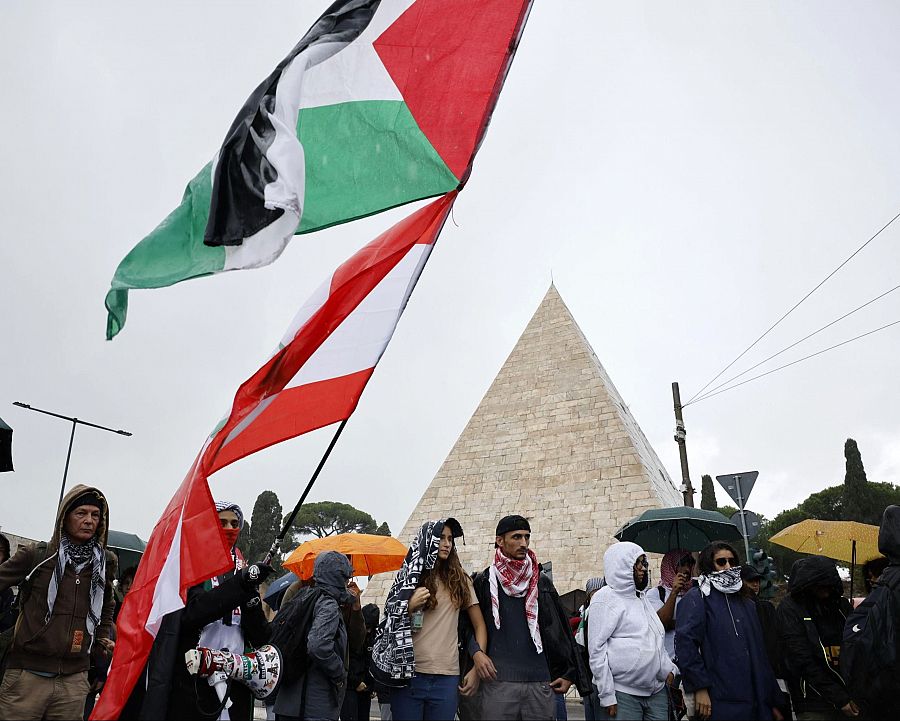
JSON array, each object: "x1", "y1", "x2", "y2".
[{"x1": 588, "y1": 541, "x2": 675, "y2": 721}]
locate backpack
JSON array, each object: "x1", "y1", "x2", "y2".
[
  {"x1": 841, "y1": 577, "x2": 900, "y2": 709},
  {"x1": 0, "y1": 542, "x2": 53, "y2": 683},
  {"x1": 268, "y1": 586, "x2": 324, "y2": 683}
]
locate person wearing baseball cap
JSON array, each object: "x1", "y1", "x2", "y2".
[{"x1": 469, "y1": 515, "x2": 590, "y2": 719}]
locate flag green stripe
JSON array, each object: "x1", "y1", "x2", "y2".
[
  {"x1": 105, "y1": 162, "x2": 224, "y2": 339},
  {"x1": 296, "y1": 100, "x2": 458, "y2": 233},
  {"x1": 105, "y1": 100, "x2": 456, "y2": 339}
]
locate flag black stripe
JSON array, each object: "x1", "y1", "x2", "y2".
[{"x1": 204, "y1": 0, "x2": 382, "y2": 247}]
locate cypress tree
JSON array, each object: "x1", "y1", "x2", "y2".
[
  {"x1": 700, "y1": 474, "x2": 718, "y2": 511},
  {"x1": 843, "y1": 438, "x2": 868, "y2": 522}
]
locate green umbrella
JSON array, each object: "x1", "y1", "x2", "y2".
[
  {"x1": 107, "y1": 530, "x2": 147, "y2": 578},
  {"x1": 614, "y1": 507, "x2": 743, "y2": 553}
]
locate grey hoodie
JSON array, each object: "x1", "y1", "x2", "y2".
[
  {"x1": 588, "y1": 541, "x2": 675, "y2": 706},
  {"x1": 274, "y1": 551, "x2": 353, "y2": 720}
]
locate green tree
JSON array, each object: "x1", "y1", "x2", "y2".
[
  {"x1": 375, "y1": 521, "x2": 392, "y2": 537},
  {"x1": 700, "y1": 474, "x2": 718, "y2": 511},
  {"x1": 287, "y1": 501, "x2": 388, "y2": 541},
  {"x1": 842, "y1": 438, "x2": 868, "y2": 522},
  {"x1": 756, "y1": 440, "x2": 900, "y2": 578},
  {"x1": 236, "y1": 520, "x2": 252, "y2": 557},
  {"x1": 245, "y1": 490, "x2": 284, "y2": 570}
]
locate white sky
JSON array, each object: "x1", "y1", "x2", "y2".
[{"x1": 2, "y1": 1, "x2": 899, "y2": 548}]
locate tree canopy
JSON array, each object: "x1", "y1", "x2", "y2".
[
  {"x1": 287, "y1": 501, "x2": 391, "y2": 541},
  {"x1": 700, "y1": 474, "x2": 718, "y2": 511},
  {"x1": 758, "y1": 439, "x2": 900, "y2": 576}
]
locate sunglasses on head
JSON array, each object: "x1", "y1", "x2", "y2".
[{"x1": 714, "y1": 556, "x2": 738, "y2": 568}]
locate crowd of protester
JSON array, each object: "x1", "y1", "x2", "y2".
[{"x1": 0, "y1": 490, "x2": 898, "y2": 721}]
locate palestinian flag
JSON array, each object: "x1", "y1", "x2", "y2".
[
  {"x1": 106, "y1": 0, "x2": 532, "y2": 339},
  {"x1": 203, "y1": 192, "x2": 455, "y2": 474}
]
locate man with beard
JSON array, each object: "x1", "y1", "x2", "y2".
[
  {"x1": 471, "y1": 515, "x2": 588, "y2": 720},
  {"x1": 0, "y1": 485, "x2": 117, "y2": 720}
]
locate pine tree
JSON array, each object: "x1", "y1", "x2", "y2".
[{"x1": 700, "y1": 474, "x2": 718, "y2": 512}]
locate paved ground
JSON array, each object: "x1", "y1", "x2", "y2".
[{"x1": 254, "y1": 696, "x2": 587, "y2": 719}]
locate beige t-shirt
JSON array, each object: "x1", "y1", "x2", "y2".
[{"x1": 412, "y1": 575, "x2": 479, "y2": 675}]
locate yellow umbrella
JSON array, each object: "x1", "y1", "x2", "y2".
[
  {"x1": 769, "y1": 519, "x2": 880, "y2": 564},
  {"x1": 770, "y1": 519, "x2": 881, "y2": 599},
  {"x1": 283, "y1": 533, "x2": 408, "y2": 580}
]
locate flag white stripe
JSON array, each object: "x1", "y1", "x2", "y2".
[
  {"x1": 297, "y1": 0, "x2": 413, "y2": 110},
  {"x1": 145, "y1": 508, "x2": 185, "y2": 639},
  {"x1": 286, "y1": 243, "x2": 431, "y2": 388}
]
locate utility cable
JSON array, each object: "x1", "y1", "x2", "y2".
[
  {"x1": 686, "y1": 282, "x2": 900, "y2": 405},
  {"x1": 686, "y1": 318, "x2": 900, "y2": 406},
  {"x1": 687, "y1": 208, "x2": 900, "y2": 404}
]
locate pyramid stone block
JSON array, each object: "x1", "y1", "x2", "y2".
[{"x1": 365, "y1": 286, "x2": 682, "y2": 603}]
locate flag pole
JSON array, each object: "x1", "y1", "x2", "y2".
[{"x1": 264, "y1": 418, "x2": 349, "y2": 565}]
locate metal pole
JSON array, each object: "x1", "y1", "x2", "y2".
[
  {"x1": 264, "y1": 419, "x2": 349, "y2": 566},
  {"x1": 734, "y1": 474, "x2": 751, "y2": 562},
  {"x1": 59, "y1": 420, "x2": 77, "y2": 507},
  {"x1": 12, "y1": 402, "x2": 132, "y2": 513},
  {"x1": 672, "y1": 382, "x2": 695, "y2": 507}
]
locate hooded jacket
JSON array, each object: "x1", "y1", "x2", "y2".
[
  {"x1": 587, "y1": 542, "x2": 674, "y2": 706},
  {"x1": 274, "y1": 551, "x2": 355, "y2": 721},
  {"x1": 676, "y1": 580, "x2": 781, "y2": 720},
  {"x1": 776, "y1": 555, "x2": 852, "y2": 713},
  {"x1": 0, "y1": 484, "x2": 117, "y2": 675}
]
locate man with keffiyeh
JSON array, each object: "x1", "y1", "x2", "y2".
[
  {"x1": 0, "y1": 484, "x2": 117, "y2": 720},
  {"x1": 470, "y1": 515, "x2": 590, "y2": 720}
]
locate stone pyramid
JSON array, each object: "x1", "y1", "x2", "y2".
[{"x1": 366, "y1": 285, "x2": 682, "y2": 602}]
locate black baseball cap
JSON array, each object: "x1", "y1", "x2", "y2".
[
  {"x1": 740, "y1": 564, "x2": 763, "y2": 581},
  {"x1": 495, "y1": 515, "x2": 531, "y2": 537}
]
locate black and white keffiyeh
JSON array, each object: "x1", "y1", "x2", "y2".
[
  {"x1": 46, "y1": 534, "x2": 106, "y2": 649},
  {"x1": 697, "y1": 566, "x2": 743, "y2": 597},
  {"x1": 371, "y1": 520, "x2": 444, "y2": 680}
]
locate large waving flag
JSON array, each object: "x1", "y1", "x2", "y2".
[
  {"x1": 90, "y1": 454, "x2": 231, "y2": 720},
  {"x1": 92, "y1": 193, "x2": 454, "y2": 719},
  {"x1": 204, "y1": 192, "x2": 455, "y2": 473},
  {"x1": 105, "y1": 0, "x2": 532, "y2": 338}
]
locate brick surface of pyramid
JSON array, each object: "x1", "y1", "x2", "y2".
[{"x1": 365, "y1": 285, "x2": 682, "y2": 603}]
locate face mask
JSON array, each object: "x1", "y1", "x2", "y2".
[{"x1": 223, "y1": 528, "x2": 240, "y2": 548}]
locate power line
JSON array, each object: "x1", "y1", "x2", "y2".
[
  {"x1": 687, "y1": 208, "x2": 900, "y2": 404},
  {"x1": 686, "y1": 318, "x2": 900, "y2": 406},
  {"x1": 687, "y1": 282, "x2": 900, "y2": 405}
]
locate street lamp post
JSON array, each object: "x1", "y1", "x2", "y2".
[{"x1": 12, "y1": 402, "x2": 132, "y2": 507}]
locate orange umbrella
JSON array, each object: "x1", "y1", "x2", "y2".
[{"x1": 283, "y1": 533, "x2": 408, "y2": 579}]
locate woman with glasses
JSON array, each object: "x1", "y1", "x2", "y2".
[{"x1": 675, "y1": 542, "x2": 784, "y2": 721}]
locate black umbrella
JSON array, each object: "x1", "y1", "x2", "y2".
[
  {"x1": 263, "y1": 571, "x2": 298, "y2": 611},
  {"x1": 0, "y1": 416, "x2": 12, "y2": 472},
  {"x1": 615, "y1": 506, "x2": 743, "y2": 553}
]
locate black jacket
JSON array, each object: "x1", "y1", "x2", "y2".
[
  {"x1": 122, "y1": 567, "x2": 270, "y2": 720},
  {"x1": 471, "y1": 566, "x2": 591, "y2": 696},
  {"x1": 777, "y1": 555, "x2": 852, "y2": 713}
]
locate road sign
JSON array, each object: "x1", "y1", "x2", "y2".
[
  {"x1": 731, "y1": 510, "x2": 761, "y2": 540},
  {"x1": 715, "y1": 471, "x2": 759, "y2": 508}
]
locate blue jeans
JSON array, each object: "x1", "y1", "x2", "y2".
[
  {"x1": 390, "y1": 673, "x2": 459, "y2": 721},
  {"x1": 596, "y1": 689, "x2": 668, "y2": 721}
]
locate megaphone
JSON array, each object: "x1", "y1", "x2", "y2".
[{"x1": 185, "y1": 644, "x2": 282, "y2": 699}]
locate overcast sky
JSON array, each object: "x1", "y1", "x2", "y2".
[{"x1": 2, "y1": 1, "x2": 899, "y2": 549}]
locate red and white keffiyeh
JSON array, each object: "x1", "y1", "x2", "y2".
[{"x1": 489, "y1": 547, "x2": 542, "y2": 653}]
